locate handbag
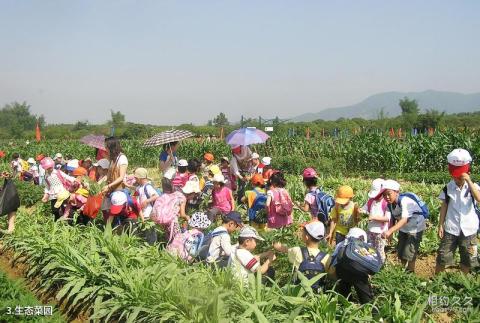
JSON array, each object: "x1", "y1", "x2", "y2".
[{"x1": 0, "y1": 179, "x2": 20, "y2": 216}]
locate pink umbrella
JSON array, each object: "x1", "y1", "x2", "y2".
[{"x1": 80, "y1": 134, "x2": 106, "y2": 150}]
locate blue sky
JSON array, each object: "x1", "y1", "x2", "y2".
[{"x1": 0, "y1": 1, "x2": 479, "y2": 125}]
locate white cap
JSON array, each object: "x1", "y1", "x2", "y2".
[
  {"x1": 97, "y1": 159, "x2": 110, "y2": 169},
  {"x1": 251, "y1": 153, "x2": 260, "y2": 159},
  {"x1": 346, "y1": 227, "x2": 367, "y2": 242},
  {"x1": 182, "y1": 180, "x2": 201, "y2": 194},
  {"x1": 213, "y1": 174, "x2": 226, "y2": 183},
  {"x1": 447, "y1": 149, "x2": 472, "y2": 166},
  {"x1": 304, "y1": 221, "x2": 325, "y2": 240},
  {"x1": 27, "y1": 158, "x2": 36, "y2": 164},
  {"x1": 368, "y1": 178, "x2": 385, "y2": 198},
  {"x1": 163, "y1": 167, "x2": 176, "y2": 180},
  {"x1": 383, "y1": 179, "x2": 400, "y2": 192},
  {"x1": 111, "y1": 191, "x2": 128, "y2": 206},
  {"x1": 66, "y1": 159, "x2": 79, "y2": 169},
  {"x1": 262, "y1": 157, "x2": 271, "y2": 166},
  {"x1": 178, "y1": 159, "x2": 188, "y2": 167},
  {"x1": 239, "y1": 226, "x2": 264, "y2": 241},
  {"x1": 55, "y1": 153, "x2": 63, "y2": 159}
]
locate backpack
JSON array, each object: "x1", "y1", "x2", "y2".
[
  {"x1": 151, "y1": 192, "x2": 182, "y2": 242},
  {"x1": 313, "y1": 188, "x2": 335, "y2": 223},
  {"x1": 388, "y1": 192, "x2": 430, "y2": 219},
  {"x1": 442, "y1": 184, "x2": 480, "y2": 225},
  {"x1": 271, "y1": 188, "x2": 293, "y2": 217},
  {"x1": 294, "y1": 247, "x2": 327, "y2": 292},
  {"x1": 167, "y1": 229, "x2": 205, "y2": 262},
  {"x1": 0, "y1": 179, "x2": 20, "y2": 216},
  {"x1": 197, "y1": 229, "x2": 229, "y2": 261},
  {"x1": 141, "y1": 184, "x2": 160, "y2": 207},
  {"x1": 334, "y1": 237, "x2": 383, "y2": 276},
  {"x1": 248, "y1": 188, "x2": 268, "y2": 222}
]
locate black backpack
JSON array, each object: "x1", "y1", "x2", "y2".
[
  {"x1": 334, "y1": 238, "x2": 383, "y2": 276},
  {"x1": 294, "y1": 247, "x2": 327, "y2": 292},
  {"x1": 0, "y1": 179, "x2": 20, "y2": 216}
]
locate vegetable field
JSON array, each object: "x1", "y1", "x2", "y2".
[{"x1": 0, "y1": 133, "x2": 479, "y2": 322}]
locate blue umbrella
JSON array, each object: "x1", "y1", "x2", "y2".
[{"x1": 225, "y1": 127, "x2": 270, "y2": 146}]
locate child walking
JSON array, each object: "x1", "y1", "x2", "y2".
[
  {"x1": 327, "y1": 185, "x2": 359, "y2": 245},
  {"x1": 361, "y1": 178, "x2": 390, "y2": 263},
  {"x1": 301, "y1": 168, "x2": 335, "y2": 225},
  {"x1": 242, "y1": 174, "x2": 267, "y2": 230},
  {"x1": 274, "y1": 221, "x2": 332, "y2": 293},
  {"x1": 436, "y1": 149, "x2": 479, "y2": 274},
  {"x1": 266, "y1": 172, "x2": 293, "y2": 229}
]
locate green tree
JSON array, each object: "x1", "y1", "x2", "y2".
[
  {"x1": 212, "y1": 112, "x2": 229, "y2": 127},
  {"x1": 418, "y1": 109, "x2": 445, "y2": 129},
  {"x1": 399, "y1": 97, "x2": 420, "y2": 128},
  {"x1": 110, "y1": 110, "x2": 126, "y2": 128},
  {"x1": 0, "y1": 102, "x2": 44, "y2": 138}
]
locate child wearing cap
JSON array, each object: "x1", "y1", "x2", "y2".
[
  {"x1": 172, "y1": 159, "x2": 190, "y2": 190},
  {"x1": 382, "y1": 180, "x2": 426, "y2": 273},
  {"x1": 360, "y1": 179, "x2": 390, "y2": 263},
  {"x1": 266, "y1": 172, "x2": 293, "y2": 229},
  {"x1": 203, "y1": 211, "x2": 243, "y2": 268},
  {"x1": 331, "y1": 228, "x2": 374, "y2": 304},
  {"x1": 274, "y1": 221, "x2": 332, "y2": 292},
  {"x1": 132, "y1": 168, "x2": 159, "y2": 244},
  {"x1": 109, "y1": 190, "x2": 144, "y2": 229},
  {"x1": 327, "y1": 185, "x2": 359, "y2": 246},
  {"x1": 201, "y1": 153, "x2": 215, "y2": 180},
  {"x1": 96, "y1": 159, "x2": 110, "y2": 184},
  {"x1": 242, "y1": 174, "x2": 267, "y2": 230},
  {"x1": 251, "y1": 153, "x2": 262, "y2": 174},
  {"x1": 301, "y1": 167, "x2": 335, "y2": 225},
  {"x1": 26, "y1": 158, "x2": 39, "y2": 184},
  {"x1": 40, "y1": 157, "x2": 76, "y2": 221},
  {"x1": 230, "y1": 226, "x2": 276, "y2": 285},
  {"x1": 262, "y1": 157, "x2": 274, "y2": 183},
  {"x1": 436, "y1": 149, "x2": 479, "y2": 274},
  {"x1": 208, "y1": 174, "x2": 235, "y2": 221}
]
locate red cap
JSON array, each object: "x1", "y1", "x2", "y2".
[
  {"x1": 72, "y1": 167, "x2": 88, "y2": 177},
  {"x1": 204, "y1": 153, "x2": 214, "y2": 162},
  {"x1": 36, "y1": 154, "x2": 45, "y2": 161},
  {"x1": 448, "y1": 163, "x2": 470, "y2": 178}
]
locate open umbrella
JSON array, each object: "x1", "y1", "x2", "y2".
[
  {"x1": 143, "y1": 129, "x2": 194, "y2": 148},
  {"x1": 80, "y1": 134, "x2": 106, "y2": 150},
  {"x1": 225, "y1": 127, "x2": 269, "y2": 146}
]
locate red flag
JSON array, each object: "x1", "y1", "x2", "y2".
[{"x1": 35, "y1": 122, "x2": 41, "y2": 142}]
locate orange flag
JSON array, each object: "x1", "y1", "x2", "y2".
[{"x1": 35, "y1": 122, "x2": 41, "y2": 142}]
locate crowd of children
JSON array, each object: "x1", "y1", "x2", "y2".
[{"x1": 4, "y1": 144, "x2": 479, "y2": 305}]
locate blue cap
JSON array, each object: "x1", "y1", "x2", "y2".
[{"x1": 224, "y1": 211, "x2": 243, "y2": 225}]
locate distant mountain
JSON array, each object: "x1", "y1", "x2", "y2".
[{"x1": 292, "y1": 90, "x2": 480, "y2": 122}]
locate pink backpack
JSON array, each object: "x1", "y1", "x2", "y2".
[
  {"x1": 167, "y1": 229, "x2": 205, "y2": 262},
  {"x1": 151, "y1": 192, "x2": 183, "y2": 242},
  {"x1": 271, "y1": 188, "x2": 293, "y2": 217}
]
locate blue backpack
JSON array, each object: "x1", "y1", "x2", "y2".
[
  {"x1": 388, "y1": 192, "x2": 430, "y2": 219},
  {"x1": 248, "y1": 188, "x2": 268, "y2": 222},
  {"x1": 196, "y1": 230, "x2": 229, "y2": 261},
  {"x1": 295, "y1": 247, "x2": 327, "y2": 292},
  {"x1": 313, "y1": 188, "x2": 335, "y2": 223},
  {"x1": 334, "y1": 238, "x2": 383, "y2": 276}
]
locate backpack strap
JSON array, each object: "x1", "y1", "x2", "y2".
[
  {"x1": 442, "y1": 185, "x2": 450, "y2": 205},
  {"x1": 314, "y1": 251, "x2": 326, "y2": 264},
  {"x1": 300, "y1": 247, "x2": 311, "y2": 261}
]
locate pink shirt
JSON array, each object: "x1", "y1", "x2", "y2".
[
  {"x1": 212, "y1": 186, "x2": 233, "y2": 214},
  {"x1": 304, "y1": 189, "x2": 319, "y2": 217}
]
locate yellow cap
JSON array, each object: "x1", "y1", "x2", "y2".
[{"x1": 335, "y1": 185, "x2": 354, "y2": 204}]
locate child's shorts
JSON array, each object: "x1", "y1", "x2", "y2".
[
  {"x1": 397, "y1": 231, "x2": 423, "y2": 261},
  {"x1": 436, "y1": 232, "x2": 478, "y2": 268}
]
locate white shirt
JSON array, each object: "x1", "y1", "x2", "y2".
[
  {"x1": 44, "y1": 170, "x2": 75, "y2": 200},
  {"x1": 231, "y1": 246, "x2": 260, "y2": 284},
  {"x1": 439, "y1": 180, "x2": 480, "y2": 237},
  {"x1": 386, "y1": 195, "x2": 426, "y2": 234},
  {"x1": 117, "y1": 154, "x2": 128, "y2": 167},
  {"x1": 361, "y1": 199, "x2": 391, "y2": 234},
  {"x1": 136, "y1": 183, "x2": 158, "y2": 219},
  {"x1": 206, "y1": 227, "x2": 232, "y2": 263}
]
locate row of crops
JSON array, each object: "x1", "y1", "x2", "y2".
[
  {"x1": 2, "y1": 130, "x2": 479, "y2": 180},
  {"x1": 0, "y1": 175, "x2": 478, "y2": 321}
]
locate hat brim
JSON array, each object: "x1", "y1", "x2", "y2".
[
  {"x1": 368, "y1": 189, "x2": 382, "y2": 198},
  {"x1": 54, "y1": 198, "x2": 67, "y2": 209},
  {"x1": 110, "y1": 204, "x2": 125, "y2": 215},
  {"x1": 335, "y1": 197, "x2": 350, "y2": 205}
]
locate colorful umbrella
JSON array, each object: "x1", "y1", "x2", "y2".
[
  {"x1": 143, "y1": 129, "x2": 195, "y2": 148},
  {"x1": 80, "y1": 134, "x2": 106, "y2": 150},
  {"x1": 225, "y1": 127, "x2": 269, "y2": 146}
]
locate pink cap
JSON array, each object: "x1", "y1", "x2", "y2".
[
  {"x1": 302, "y1": 167, "x2": 318, "y2": 179},
  {"x1": 40, "y1": 157, "x2": 55, "y2": 170}
]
